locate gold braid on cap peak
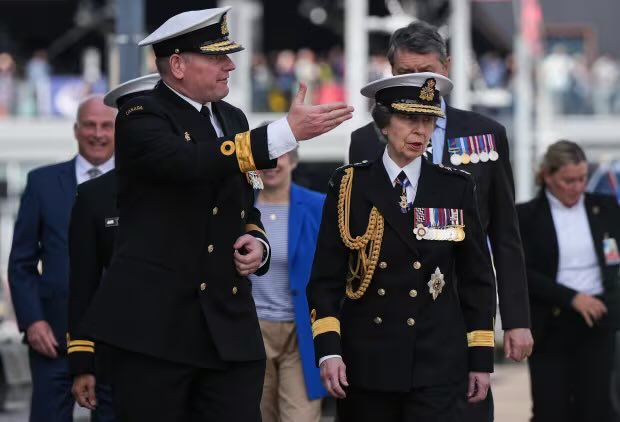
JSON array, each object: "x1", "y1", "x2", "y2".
[{"x1": 337, "y1": 167, "x2": 384, "y2": 300}]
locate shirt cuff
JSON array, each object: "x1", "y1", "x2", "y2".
[
  {"x1": 255, "y1": 238, "x2": 270, "y2": 268},
  {"x1": 267, "y1": 117, "x2": 298, "y2": 160},
  {"x1": 318, "y1": 355, "x2": 342, "y2": 366}
]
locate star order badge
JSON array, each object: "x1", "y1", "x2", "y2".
[{"x1": 427, "y1": 267, "x2": 445, "y2": 301}]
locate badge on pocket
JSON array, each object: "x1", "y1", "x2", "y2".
[{"x1": 603, "y1": 237, "x2": 620, "y2": 265}]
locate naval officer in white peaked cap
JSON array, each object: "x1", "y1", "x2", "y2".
[{"x1": 78, "y1": 6, "x2": 354, "y2": 422}]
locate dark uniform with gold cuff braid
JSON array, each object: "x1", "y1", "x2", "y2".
[
  {"x1": 78, "y1": 7, "x2": 288, "y2": 420},
  {"x1": 67, "y1": 74, "x2": 159, "y2": 383},
  {"x1": 307, "y1": 155, "x2": 496, "y2": 420},
  {"x1": 82, "y1": 78, "x2": 272, "y2": 361},
  {"x1": 67, "y1": 171, "x2": 118, "y2": 377},
  {"x1": 80, "y1": 79, "x2": 273, "y2": 419}
]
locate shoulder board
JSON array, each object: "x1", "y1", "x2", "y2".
[
  {"x1": 338, "y1": 160, "x2": 372, "y2": 172},
  {"x1": 328, "y1": 160, "x2": 371, "y2": 189},
  {"x1": 435, "y1": 163, "x2": 471, "y2": 178},
  {"x1": 119, "y1": 95, "x2": 157, "y2": 118}
]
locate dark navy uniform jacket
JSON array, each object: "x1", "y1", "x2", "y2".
[
  {"x1": 67, "y1": 171, "x2": 117, "y2": 377},
  {"x1": 307, "y1": 158, "x2": 496, "y2": 392},
  {"x1": 350, "y1": 105, "x2": 530, "y2": 330},
  {"x1": 81, "y1": 82, "x2": 273, "y2": 368}
]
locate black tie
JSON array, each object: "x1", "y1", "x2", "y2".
[{"x1": 200, "y1": 105, "x2": 218, "y2": 139}]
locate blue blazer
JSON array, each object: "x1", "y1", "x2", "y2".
[
  {"x1": 288, "y1": 183, "x2": 327, "y2": 400},
  {"x1": 8, "y1": 158, "x2": 77, "y2": 349}
]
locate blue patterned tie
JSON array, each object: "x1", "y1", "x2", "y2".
[{"x1": 395, "y1": 171, "x2": 411, "y2": 213}]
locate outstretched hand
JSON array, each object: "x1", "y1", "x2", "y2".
[{"x1": 287, "y1": 83, "x2": 354, "y2": 141}]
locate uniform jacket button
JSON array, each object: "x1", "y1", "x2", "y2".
[
  {"x1": 379, "y1": 261, "x2": 387, "y2": 269},
  {"x1": 552, "y1": 307, "x2": 561, "y2": 317},
  {"x1": 373, "y1": 316, "x2": 383, "y2": 325},
  {"x1": 212, "y1": 207, "x2": 218, "y2": 215},
  {"x1": 407, "y1": 318, "x2": 415, "y2": 326},
  {"x1": 377, "y1": 288, "x2": 386, "y2": 296},
  {"x1": 208, "y1": 245, "x2": 214, "y2": 253},
  {"x1": 413, "y1": 261, "x2": 422, "y2": 270},
  {"x1": 241, "y1": 210, "x2": 245, "y2": 219},
  {"x1": 232, "y1": 286, "x2": 238, "y2": 295},
  {"x1": 200, "y1": 283, "x2": 207, "y2": 291},
  {"x1": 409, "y1": 289, "x2": 418, "y2": 298}
]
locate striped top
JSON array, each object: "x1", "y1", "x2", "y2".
[{"x1": 249, "y1": 203, "x2": 294, "y2": 321}]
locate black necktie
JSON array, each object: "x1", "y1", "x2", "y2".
[{"x1": 200, "y1": 105, "x2": 218, "y2": 139}]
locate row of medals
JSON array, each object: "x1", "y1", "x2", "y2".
[
  {"x1": 414, "y1": 223, "x2": 465, "y2": 242},
  {"x1": 450, "y1": 150, "x2": 499, "y2": 166}
]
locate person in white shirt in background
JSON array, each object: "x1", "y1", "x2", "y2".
[{"x1": 517, "y1": 140, "x2": 620, "y2": 422}]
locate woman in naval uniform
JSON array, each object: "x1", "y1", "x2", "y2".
[{"x1": 307, "y1": 73, "x2": 496, "y2": 422}]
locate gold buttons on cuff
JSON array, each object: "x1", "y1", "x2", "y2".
[
  {"x1": 232, "y1": 286, "x2": 238, "y2": 295},
  {"x1": 407, "y1": 318, "x2": 416, "y2": 326},
  {"x1": 377, "y1": 288, "x2": 386, "y2": 296},
  {"x1": 241, "y1": 210, "x2": 245, "y2": 219},
  {"x1": 208, "y1": 245, "x2": 214, "y2": 253},
  {"x1": 200, "y1": 283, "x2": 207, "y2": 291},
  {"x1": 413, "y1": 261, "x2": 422, "y2": 270},
  {"x1": 373, "y1": 317, "x2": 383, "y2": 325},
  {"x1": 409, "y1": 289, "x2": 418, "y2": 298},
  {"x1": 379, "y1": 261, "x2": 387, "y2": 269},
  {"x1": 212, "y1": 207, "x2": 218, "y2": 215}
]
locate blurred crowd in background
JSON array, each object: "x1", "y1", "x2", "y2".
[{"x1": 2, "y1": 45, "x2": 620, "y2": 117}]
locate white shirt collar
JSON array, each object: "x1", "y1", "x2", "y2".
[
  {"x1": 382, "y1": 148, "x2": 422, "y2": 187},
  {"x1": 75, "y1": 154, "x2": 115, "y2": 184},
  {"x1": 545, "y1": 189, "x2": 585, "y2": 210},
  {"x1": 163, "y1": 81, "x2": 212, "y2": 113}
]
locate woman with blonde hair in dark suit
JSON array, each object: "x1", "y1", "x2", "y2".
[{"x1": 517, "y1": 140, "x2": 620, "y2": 422}]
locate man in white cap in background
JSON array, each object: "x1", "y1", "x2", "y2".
[
  {"x1": 79, "y1": 6, "x2": 353, "y2": 421},
  {"x1": 68, "y1": 73, "x2": 159, "y2": 421}
]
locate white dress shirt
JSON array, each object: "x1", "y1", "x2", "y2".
[
  {"x1": 164, "y1": 82, "x2": 297, "y2": 159},
  {"x1": 75, "y1": 154, "x2": 115, "y2": 185},
  {"x1": 546, "y1": 191, "x2": 603, "y2": 295},
  {"x1": 430, "y1": 98, "x2": 447, "y2": 165}
]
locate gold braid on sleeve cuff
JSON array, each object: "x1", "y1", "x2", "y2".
[
  {"x1": 234, "y1": 131, "x2": 256, "y2": 172},
  {"x1": 245, "y1": 224, "x2": 266, "y2": 237},
  {"x1": 467, "y1": 330, "x2": 495, "y2": 347},
  {"x1": 312, "y1": 317, "x2": 341, "y2": 338},
  {"x1": 68, "y1": 339, "x2": 95, "y2": 354}
]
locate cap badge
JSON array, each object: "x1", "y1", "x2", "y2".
[
  {"x1": 419, "y1": 78, "x2": 436, "y2": 102},
  {"x1": 221, "y1": 14, "x2": 229, "y2": 35}
]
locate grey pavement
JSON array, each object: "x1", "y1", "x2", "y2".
[{"x1": 0, "y1": 362, "x2": 532, "y2": 422}]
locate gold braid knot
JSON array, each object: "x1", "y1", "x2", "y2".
[{"x1": 337, "y1": 167, "x2": 384, "y2": 300}]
